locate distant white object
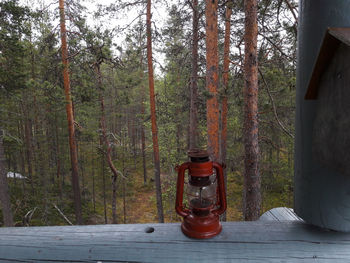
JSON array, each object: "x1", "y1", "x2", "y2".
[
  {"x1": 259, "y1": 207, "x2": 303, "y2": 222},
  {"x1": 7, "y1": 172, "x2": 27, "y2": 179}
]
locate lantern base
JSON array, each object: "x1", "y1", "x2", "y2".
[{"x1": 181, "y1": 213, "x2": 222, "y2": 239}]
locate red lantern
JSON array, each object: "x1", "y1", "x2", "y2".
[{"x1": 175, "y1": 149, "x2": 227, "y2": 239}]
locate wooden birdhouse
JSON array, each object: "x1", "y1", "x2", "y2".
[{"x1": 305, "y1": 28, "x2": 350, "y2": 177}]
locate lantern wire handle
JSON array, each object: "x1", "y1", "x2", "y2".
[
  {"x1": 175, "y1": 162, "x2": 191, "y2": 217},
  {"x1": 212, "y1": 162, "x2": 227, "y2": 216}
]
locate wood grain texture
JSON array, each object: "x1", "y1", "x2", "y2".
[{"x1": 1, "y1": 222, "x2": 350, "y2": 262}]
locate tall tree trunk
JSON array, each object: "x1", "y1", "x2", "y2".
[
  {"x1": 131, "y1": 113, "x2": 137, "y2": 168},
  {"x1": 18, "y1": 119, "x2": 26, "y2": 196},
  {"x1": 54, "y1": 114, "x2": 63, "y2": 200},
  {"x1": 91, "y1": 143, "x2": 96, "y2": 213},
  {"x1": 221, "y1": 0, "x2": 232, "y2": 222},
  {"x1": 146, "y1": 0, "x2": 164, "y2": 223},
  {"x1": 140, "y1": 28, "x2": 148, "y2": 186},
  {"x1": 78, "y1": 146, "x2": 85, "y2": 201},
  {"x1": 122, "y1": 142, "x2": 126, "y2": 224},
  {"x1": 243, "y1": 0, "x2": 261, "y2": 221},
  {"x1": 111, "y1": 175, "x2": 118, "y2": 224},
  {"x1": 189, "y1": 0, "x2": 199, "y2": 150},
  {"x1": 101, "y1": 154, "x2": 107, "y2": 224},
  {"x1": 0, "y1": 130, "x2": 14, "y2": 227},
  {"x1": 95, "y1": 64, "x2": 119, "y2": 224},
  {"x1": 39, "y1": 126, "x2": 49, "y2": 225},
  {"x1": 141, "y1": 113, "x2": 147, "y2": 185},
  {"x1": 123, "y1": 178, "x2": 126, "y2": 224},
  {"x1": 23, "y1": 103, "x2": 34, "y2": 194},
  {"x1": 59, "y1": 0, "x2": 83, "y2": 225},
  {"x1": 205, "y1": 0, "x2": 220, "y2": 162},
  {"x1": 140, "y1": 82, "x2": 147, "y2": 185}
]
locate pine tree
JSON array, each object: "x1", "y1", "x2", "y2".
[
  {"x1": 58, "y1": 0, "x2": 83, "y2": 224},
  {"x1": 146, "y1": 0, "x2": 164, "y2": 223},
  {"x1": 243, "y1": 0, "x2": 261, "y2": 221}
]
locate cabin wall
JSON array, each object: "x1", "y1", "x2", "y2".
[{"x1": 295, "y1": 0, "x2": 350, "y2": 231}]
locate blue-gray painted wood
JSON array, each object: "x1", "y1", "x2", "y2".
[
  {"x1": 295, "y1": 0, "x2": 350, "y2": 231},
  {"x1": 259, "y1": 207, "x2": 302, "y2": 222},
  {"x1": 313, "y1": 43, "x2": 350, "y2": 178},
  {"x1": 1, "y1": 222, "x2": 350, "y2": 262}
]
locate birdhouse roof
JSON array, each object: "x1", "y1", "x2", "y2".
[{"x1": 305, "y1": 27, "x2": 350, "y2": 99}]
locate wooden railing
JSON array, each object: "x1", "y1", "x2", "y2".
[{"x1": 0, "y1": 208, "x2": 349, "y2": 262}]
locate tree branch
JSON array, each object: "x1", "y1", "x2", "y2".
[
  {"x1": 53, "y1": 204, "x2": 73, "y2": 225},
  {"x1": 258, "y1": 33, "x2": 295, "y2": 61},
  {"x1": 282, "y1": 0, "x2": 298, "y2": 25},
  {"x1": 258, "y1": 68, "x2": 294, "y2": 139}
]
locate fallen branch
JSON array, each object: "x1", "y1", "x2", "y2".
[
  {"x1": 24, "y1": 207, "x2": 37, "y2": 226},
  {"x1": 53, "y1": 204, "x2": 73, "y2": 225}
]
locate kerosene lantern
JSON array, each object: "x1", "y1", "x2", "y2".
[{"x1": 175, "y1": 149, "x2": 226, "y2": 239}]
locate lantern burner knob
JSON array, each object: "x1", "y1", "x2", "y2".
[{"x1": 188, "y1": 149, "x2": 210, "y2": 163}]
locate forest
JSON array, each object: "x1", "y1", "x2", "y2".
[{"x1": 0, "y1": 0, "x2": 297, "y2": 227}]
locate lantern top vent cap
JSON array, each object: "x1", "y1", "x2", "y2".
[{"x1": 188, "y1": 149, "x2": 210, "y2": 163}]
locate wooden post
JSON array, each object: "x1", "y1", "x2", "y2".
[{"x1": 295, "y1": 0, "x2": 350, "y2": 231}]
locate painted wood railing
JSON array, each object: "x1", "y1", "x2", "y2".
[{"x1": 0, "y1": 212, "x2": 350, "y2": 263}]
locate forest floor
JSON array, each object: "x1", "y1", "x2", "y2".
[
  {"x1": 126, "y1": 174, "x2": 158, "y2": 223},
  {"x1": 118, "y1": 165, "x2": 244, "y2": 223}
]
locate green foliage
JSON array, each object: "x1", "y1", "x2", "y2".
[{"x1": 0, "y1": 0, "x2": 31, "y2": 92}]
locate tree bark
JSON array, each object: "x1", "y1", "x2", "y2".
[
  {"x1": 0, "y1": 130, "x2": 14, "y2": 227},
  {"x1": 221, "y1": 1, "x2": 232, "y2": 222},
  {"x1": 122, "y1": 143, "x2": 126, "y2": 224},
  {"x1": 101, "y1": 154, "x2": 107, "y2": 224},
  {"x1": 111, "y1": 175, "x2": 118, "y2": 224},
  {"x1": 243, "y1": 0, "x2": 261, "y2": 221},
  {"x1": 141, "y1": 109, "x2": 147, "y2": 185},
  {"x1": 205, "y1": 0, "x2": 220, "y2": 162},
  {"x1": 146, "y1": 0, "x2": 164, "y2": 223},
  {"x1": 123, "y1": 178, "x2": 126, "y2": 224},
  {"x1": 141, "y1": 82, "x2": 147, "y2": 185},
  {"x1": 139, "y1": 45, "x2": 147, "y2": 185},
  {"x1": 54, "y1": 114, "x2": 63, "y2": 201},
  {"x1": 91, "y1": 142, "x2": 96, "y2": 213},
  {"x1": 24, "y1": 114, "x2": 34, "y2": 194},
  {"x1": 18, "y1": 119, "x2": 26, "y2": 195},
  {"x1": 59, "y1": 0, "x2": 83, "y2": 225},
  {"x1": 189, "y1": 0, "x2": 199, "y2": 150}
]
